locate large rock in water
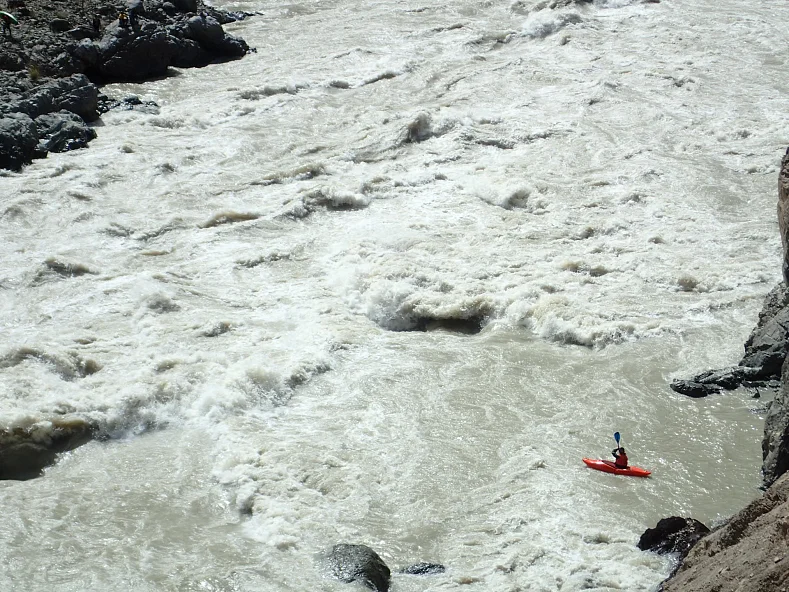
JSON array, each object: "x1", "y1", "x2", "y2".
[
  {"x1": 638, "y1": 516, "x2": 710, "y2": 558},
  {"x1": 0, "y1": 113, "x2": 40, "y2": 171},
  {"x1": 34, "y1": 110, "x2": 97, "y2": 153},
  {"x1": 95, "y1": 26, "x2": 179, "y2": 81},
  {"x1": 326, "y1": 544, "x2": 391, "y2": 592}
]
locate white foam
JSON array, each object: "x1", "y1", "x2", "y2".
[{"x1": 520, "y1": 11, "x2": 583, "y2": 38}]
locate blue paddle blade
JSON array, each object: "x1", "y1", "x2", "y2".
[{"x1": 614, "y1": 432, "x2": 620, "y2": 444}]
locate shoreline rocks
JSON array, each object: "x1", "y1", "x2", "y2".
[
  {"x1": 0, "y1": 0, "x2": 253, "y2": 171},
  {"x1": 0, "y1": 72, "x2": 99, "y2": 169},
  {"x1": 651, "y1": 147, "x2": 789, "y2": 591}
]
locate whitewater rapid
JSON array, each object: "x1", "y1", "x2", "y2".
[{"x1": 1, "y1": 0, "x2": 788, "y2": 590}]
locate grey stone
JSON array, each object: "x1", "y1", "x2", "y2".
[
  {"x1": 96, "y1": 28, "x2": 179, "y2": 80},
  {"x1": 0, "y1": 112, "x2": 39, "y2": 171},
  {"x1": 50, "y1": 18, "x2": 72, "y2": 33},
  {"x1": 638, "y1": 516, "x2": 710, "y2": 556},
  {"x1": 327, "y1": 544, "x2": 391, "y2": 592},
  {"x1": 34, "y1": 110, "x2": 97, "y2": 153}
]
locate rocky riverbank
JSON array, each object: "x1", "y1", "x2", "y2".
[
  {"x1": 0, "y1": 0, "x2": 252, "y2": 170},
  {"x1": 648, "y1": 148, "x2": 789, "y2": 591}
]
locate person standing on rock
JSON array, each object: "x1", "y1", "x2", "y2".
[{"x1": 0, "y1": 11, "x2": 17, "y2": 38}]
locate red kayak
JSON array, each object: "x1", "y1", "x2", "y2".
[{"x1": 582, "y1": 458, "x2": 651, "y2": 477}]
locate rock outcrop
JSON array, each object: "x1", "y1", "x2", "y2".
[
  {"x1": 637, "y1": 516, "x2": 711, "y2": 560},
  {"x1": 653, "y1": 148, "x2": 789, "y2": 591},
  {"x1": 669, "y1": 283, "x2": 789, "y2": 398},
  {"x1": 0, "y1": 73, "x2": 99, "y2": 170},
  {"x1": 763, "y1": 352, "x2": 789, "y2": 488}
]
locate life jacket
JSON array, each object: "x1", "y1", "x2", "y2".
[{"x1": 614, "y1": 452, "x2": 628, "y2": 468}]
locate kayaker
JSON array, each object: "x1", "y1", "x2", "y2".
[{"x1": 612, "y1": 447, "x2": 628, "y2": 469}]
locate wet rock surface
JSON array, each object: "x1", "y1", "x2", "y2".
[
  {"x1": 326, "y1": 544, "x2": 391, "y2": 592},
  {"x1": 0, "y1": 0, "x2": 252, "y2": 170},
  {"x1": 637, "y1": 516, "x2": 710, "y2": 559},
  {"x1": 324, "y1": 544, "x2": 445, "y2": 591},
  {"x1": 0, "y1": 418, "x2": 98, "y2": 480},
  {"x1": 399, "y1": 562, "x2": 446, "y2": 575}
]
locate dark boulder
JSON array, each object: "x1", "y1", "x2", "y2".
[
  {"x1": 73, "y1": 38, "x2": 100, "y2": 67},
  {"x1": 669, "y1": 379, "x2": 722, "y2": 398},
  {"x1": 8, "y1": 74, "x2": 100, "y2": 122},
  {"x1": 95, "y1": 27, "x2": 179, "y2": 81},
  {"x1": 170, "y1": 37, "x2": 212, "y2": 69},
  {"x1": 0, "y1": 112, "x2": 40, "y2": 171},
  {"x1": 638, "y1": 516, "x2": 710, "y2": 557},
  {"x1": 326, "y1": 544, "x2": 391, "y2": 592},
  {"x1": 50, "y1": 18, "x2": 72, "y2": 33},
  {"x1": 400, "y1": 562, "x2": 446, "y2": 575},
  {"x1": 184, "y1": 14, "x2": 248, "y2": 57},
  {"x1": 34, "y1": 110, "x2": 97, "y2": 153},
  {"x1": 0, "y1": 418, "x2": 98, "y2": 480}
]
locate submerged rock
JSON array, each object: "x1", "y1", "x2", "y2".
[
  {"x1": 0, "y1": 418, "x2": 98, "y2": 480},
  {"x1": 400, "y1": 562, "x2": 446, "y2": 575},
  {"x1": 326, "y1": 544, "x2": 391, "y2": 592}
]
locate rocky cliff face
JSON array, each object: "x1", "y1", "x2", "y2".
[
  {"x1": 657, "y1": 149, "x2": 789, "y2": 591},
  {"x1": 662, "y1": 473, "x2": 789, "y2": 592}
]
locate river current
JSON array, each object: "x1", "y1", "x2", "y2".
[{"x1": 1, "y1": 0, "x2": 788, "y2": 590}]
